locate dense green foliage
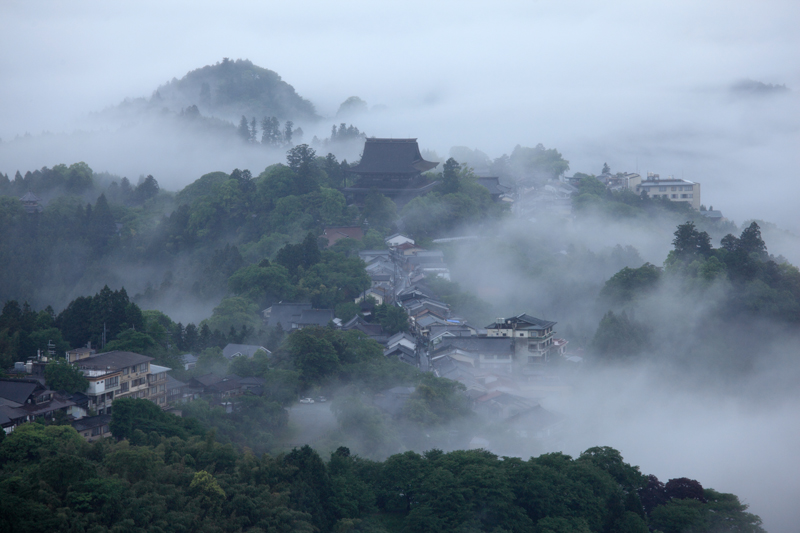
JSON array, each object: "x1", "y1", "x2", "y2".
[
  {"x1": 0, "y1": 423, "x2": 763, "y2": 533},
  {"x1": 592, "y1": 221, "x2": 800, "y2": 363},
  {"x1": 402, "y1": 161, "x2": 508, "y2": 238}
]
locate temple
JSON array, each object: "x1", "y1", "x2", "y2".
[{"x1": 343, "y1": 138, "x2": 439, "y2": 205}]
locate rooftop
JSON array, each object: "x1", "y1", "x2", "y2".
[
  {"x1": 76, "y1": 351, "x2": 153, "y2": 372},
  {"x1": 348, "y1": 138, "x2": 439, "y2": 176}
]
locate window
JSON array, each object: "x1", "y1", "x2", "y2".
[
  {"x1": 105, "y1": 376, "x2": 119, "y2": 388},
  {"x1": 671, "y1": 194, "x2": 677, "y2": 198},
  {"x1": 150, "y1": 387, "x2": 157, "y2": 395},
  {"x1": 91, "y1": 426, "x2": 101, "y2": 436},
  {"x1": 518, "y1": 333, "x2": 524, "y2": 337},
  {"x1": 688, "y1": 194, "x2": 693, "y2": 198},
  {"x1": 659, "y1": 186, "x2": 666, "y2": 192},
  {"x1": 681, "y1": 194, "x2": 688, "y2": 198},
  {"x1": 672, "y1": 186, "x2": 677, "y2": 191},
  {"x1": 159, "y1": 384, "x2": 165, "y2": 392},
  {"x1": 123, "y1": 367, "x2": 129, "y2": 375},
  {"x1": 120, "y1": 382, "x2": 129, "y2": 392}
]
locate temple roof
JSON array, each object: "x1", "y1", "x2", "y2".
[{"x1": 348, "y1": 138, "x2": 439, "y2": 175}]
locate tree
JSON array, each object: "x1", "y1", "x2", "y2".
[
  {"x1": 590, "y1": 310, "x2": 649, "y2": 359},
  {"x1": 284, "y1": 120, "x2": 294, "y2": 145},
  {"x1": 373, "y1": 304, "x2": 408, "y2": 335},
  {"x1": 237, "y1": 115, "x2": 250, "y2": 143},
  {"x1": 441, "y1": 158, "x2": 461, "y2": 194},
  {"x1": 286, "y1": 144, "x2": 320, "y2": 194},
  {"x1": 602, "y1": 162, "x2": 611, "y2": 174},
  {"x1": 44, "y1": 359, "x2": 89, "y2": 393}
]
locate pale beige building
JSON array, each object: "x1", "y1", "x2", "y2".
[{"x1": 635, "y1": 173, "x2": 701, "y2": 210}]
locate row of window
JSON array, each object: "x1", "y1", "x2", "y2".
[{"x1": 121, "y1": 363, "x2": 149, "y2": 376}]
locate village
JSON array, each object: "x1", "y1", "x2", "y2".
[{"x1": 1, "y1": 137, "x2": 723, "y2": 448}]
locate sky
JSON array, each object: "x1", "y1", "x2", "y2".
[
  {"x1": 1, "y1": 0, "x2": 799, "y2": 229},
  {"x1": 1, "y1": 2, "x2": 800, "y2": 529}
]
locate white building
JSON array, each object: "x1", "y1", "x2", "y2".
[{"x1": 635, "y1": 173, "x2": 701, "y2": 210}]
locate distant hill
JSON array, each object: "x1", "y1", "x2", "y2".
[{"x1": 100, "y1": 58, "x2": 319, "y2": 125}]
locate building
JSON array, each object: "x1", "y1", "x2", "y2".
[
  {"x1": 0, "y1": 378, "x2": 76, "y2": 431},
  {"x1": 222, "y1": 344, "x2": 271, "y2": 361},
  {"x1": 476, "y1": 177, "x2": 514, "y2": 202},
  {"x1": 75, "y1": 351, "x2": 155, "y2": 414},
  {"x1": 635, "y1": 173, "x2": 701, "y2": 210},
  {"x1": 485, "y1": 314, "x2": 558, "y2": 368},
  {"x1": 71, "y1": 414, "x2": 112, "y2": 442},
  {"x1": 343, "y1": 138, "x2": 440, "y2": 205},
  {"x1": 19, "y1": 192, "x2": 44, "y2": 213},
  {"x1": 263, "y1": 303, "x2": 334, "y2": 330}
]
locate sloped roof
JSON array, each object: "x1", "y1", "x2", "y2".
[
  {"x1": 20, "y1": 191, "x2": 41, "y2": 202},
  {"x1": 266, "y1": 302, "x2": 312, "y2": 330},
  {"x1": 222, "y1": 344, "x2": 270, "y2": 360},
  {"x1": 296, "y1": 309, "x2": 334, "y2": 327},
  {"x1": 0, "y1": 380, "x2": 40, "y2": 404},
  {"x1": 486, "y1": 314, "x2": 556, "y2": 331},
  {"x1": 349, "y1": 138, "x2": 439, "y2": 175},
  {"x1": 476, "y1": 177, "x2": 513, "y2": 196},
  {"x1": 71, "y1": 414, "x2": 112, "y2": 432},
  {"x1": 76, "y1": 351, "x2": 153, "y2": 371},
  {"x1": 434, "y1": 337, "x2": 514, "y2": 356}
]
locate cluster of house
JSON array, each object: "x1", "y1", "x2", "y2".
[{"x1": 0, "y1": 341, "x2": 273, "y2": 439}]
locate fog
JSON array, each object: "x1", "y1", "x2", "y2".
[
  {"x1": 2, "y1": 0, "x2": 799, "y2": 229},
  {"x1": 2, "y1": 1, "x2": 800, "y2": 531}
]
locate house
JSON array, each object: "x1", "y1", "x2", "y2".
[
  {"x1": 322, "y1": 226, "x2": 364, "y2": 247},
  {"x1": 166, "y1": 375, "x2": 188, "y2": 406},
  {"x1": 386, "y1": 331, "x2": 416, "y2": 351},
  {"x1": 485, "y1": 314, "x2": 557, "y2": 366},
  {"x1": 66, "y1": 346, "x2": 96, "y2": 362},
  {"x1": 384, "y1": 344, "x2": 418, "y2": 367},
  {"x1": 359, "y1": 250, "x2": 391, "y2": 265},
  {"x1": 385, "y1": 233, "x2": 415, "y2": 247},
  {"x1": 355, "y1": 287, "x2": 390, "y2": 306},
  {"x1": 222, "y1": 344, "x2": 271, "y2": 361},
  {"x1": 635, "y1": 172, "x2": 701, "y2": 210},
  {"x1": 431, "y1": 337, "x2": 515, "y2": 374},
  {"x1": 700, "y1": 209, "x2": 726, "y2": 222},
  {"x1": 71, "y1": 414, "x2": 112, "y2": 442},
  {"x1": 188, "y1": 373, "x2": 245, "y2": 400},
  {"x1": 181, "y1": 353, "x2": 198, "y2": 370},
  {"x1": 476, "y1": 177, "x2": 514, "y2": 202},
  {"x1": 0, "y1": 378, "x2": 76, "y2": 431},
  {"x1": 75, "y1": 351, "x2": 155, "y2": 414},
  {"x1": 341, "y1": 315, "x2": 390, "y2": 344},
  {"x1": 263, "y1": 303, "x2": 334, "y2": 330}
]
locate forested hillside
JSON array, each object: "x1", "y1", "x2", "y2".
[{"x1": 0, "y1": 415, "x2": 764, "y2": 533}]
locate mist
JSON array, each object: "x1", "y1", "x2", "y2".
[
  {"x1": 2, "y1": 1, "x2": 799, "y2": 531},
  {"x1": 2, "y1": 0, "x2": 799, "y2": 229}
]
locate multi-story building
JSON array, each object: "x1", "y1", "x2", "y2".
[
  {"x1": 74, "y1": 351, "x2": 154, "y2": 414},
  {"x1": 635, "y1": 173, "x2": 701, "y2": 210},
  {"x1": 485, "y1": 314, "x2": 557, "y2": 366}
]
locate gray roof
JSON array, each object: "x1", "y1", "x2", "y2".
[
  {"x1": 486, "y1": 314, "x2": 556, "y2": 331},
  {"x1": 181, "y1": 353, "x2": 198, "y2": 364},
  {"x1": 296, "y1": 309, "x2": 334, "y2": 327},
  {"x1": 349, "y1": 138, "x2": 439, "y2": 175},
  {"x1": 20, "y1": 191, "x2": 41, "y2": 202},
  {"x1": 166, "y1": 375, "x2": 186, "y2": 391},
  {"x1": 266, "y1": 302, "x2": 312, "y2": 330},
  {"x1": 434, "y1": 337, "x2": 515, "y2": 355},
  {"x1": 0, "y1": 380, "x2": 40, "y2": 404},
  {"x1": 71, "y1": 414, "x2": 112, "y2": 433},
  {"x1": 476, "y1": 177, "x2": 513, "y2": 196},
  {"x1": 76, "y1": 351, "x2": 153, "y2": 371},
  {"x1": 222, "y1": 344, "x2": 270, "y2": 360}
]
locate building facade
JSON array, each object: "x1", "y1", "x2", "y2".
[{"x1": 635, "y1": 173, "x2": 701, "y2": 210}]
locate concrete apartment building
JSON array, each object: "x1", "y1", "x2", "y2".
[
  {"x1": 635, "y1": 172, "x2": 701, "y2": 210},
  {"x1": 73, "y1": 350, "x2": 157, "y2": 414}
]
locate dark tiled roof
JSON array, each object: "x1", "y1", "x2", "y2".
[
  {"x1": 434, "y1": 337, "x2": 514, "y2": 355},
  {"x1": 76, "y1": 351, "x2": 153, "y2": 371},
  {"x1": 349, "y1": 138, "x2": 439, "y2": 175},
  {"x1": 0, "y1": 380, "x2": 41, "y2": 404},
  {"x1": 476, "y1": 177, "x2": 513, "y2": 196},
  {"x1": 166, "y1": 375, "x2": 186, "y2": 391},
  {"x1": 486, "y1": 314, "x2": 556, "y2": 331},
  {"x1": 71, "y1": 414, "x2": 112, "y2": 432},
  {"x1": 296, "y1": 309, "x2": 334, "y2": 327},
  {"x1": 266, "y1": 302, "x2": 312, "y2": 330}
]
